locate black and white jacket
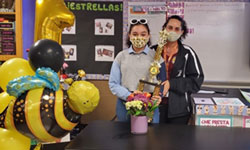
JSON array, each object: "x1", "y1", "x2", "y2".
[{"x1": 153, "y1": 41, "x2": 204, "y2": 118}]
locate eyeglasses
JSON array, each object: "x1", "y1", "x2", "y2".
[{"x1": 130, "y1": 18, "x2": 147, "y2": 25}]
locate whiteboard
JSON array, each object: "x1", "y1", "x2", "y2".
[{"x1": 184, "y1": 2, "x2": 250, "y2": 83}]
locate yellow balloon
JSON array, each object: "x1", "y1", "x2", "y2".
[
  {"x1": 0, "y1": 128, "x2": 31, "y2": 150},
  {"x1": 34, "y1": 0, "x2": 75, "y2": 43},
  {"x1": 67, "y1": 81, "x2": 100, "y2": 115},
  {"x1": 0, "y1": 92, "x2": 15, "y2": 113},
  {"x1": 0, "y1": 58, "x2": 35, "y2": 91}
]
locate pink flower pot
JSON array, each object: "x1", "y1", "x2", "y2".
[{"x1": 131, "y1": 115, "x2": 148, "y2": 134}]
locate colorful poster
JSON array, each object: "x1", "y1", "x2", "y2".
[{"x1": 194, "y1": 104, "x2": 247, "y2": 116}]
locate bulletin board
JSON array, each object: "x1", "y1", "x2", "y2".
[{"x1": 62, "y1": 1, "x2": 123, "y2": 79}]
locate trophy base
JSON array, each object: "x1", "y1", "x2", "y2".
[{"x1": 138, "y1": 79, "x2": 161, "y2": 96}]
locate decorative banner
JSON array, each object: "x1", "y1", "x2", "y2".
[{"x1": 166, "y1": 2, "x2": 184, "y2": 18}]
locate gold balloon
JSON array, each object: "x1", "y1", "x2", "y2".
[
  {"x1": 0, "y1": 128, "x2": 31, "y2": 150},
  {"x1": 0, "y1": 58, "x2": 35, "y2": 91},
  {"x1": 34, "y1": 0, "x2": 75, "y2": 43},
  {"x1": 0, "y1": 92, "x2": 15, "y2": 113}
]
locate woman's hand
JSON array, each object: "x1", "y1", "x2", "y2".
[
  {"x1": 151, "y1": 95, "x2": 162, "y2": 106},
  {"x1": 133, "y1": 90, "x2": 142, "y2": 94},
  {"x1": 161, "y1": 80, "x2": 170, "y2": 96}
]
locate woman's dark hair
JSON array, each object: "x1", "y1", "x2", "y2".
[
  {"x1": 162, "y1": 15, "x2": 188, "y2": 41},
  {"x1": 126, "y1": 23, "x2": 151, "y2": 47}
]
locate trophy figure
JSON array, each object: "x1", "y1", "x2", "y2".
[{"x1": 137, "y1": 29, "x2": 169, "y2": 96}]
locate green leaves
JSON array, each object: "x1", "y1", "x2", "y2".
[{"x1": 135, "y1": 110, "x2": 141, "y2": 116}]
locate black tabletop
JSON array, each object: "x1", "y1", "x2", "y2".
[{"x1": 65, "y1": 120, "x2": 250, "y2": 150}]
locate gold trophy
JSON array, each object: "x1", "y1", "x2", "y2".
[{"x1": 137, "y1": 29, "x2": 169, "y2": 96}]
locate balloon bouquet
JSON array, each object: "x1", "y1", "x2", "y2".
[{"x1": 0, "y1": 39, "x2": 100, "y2": 150}]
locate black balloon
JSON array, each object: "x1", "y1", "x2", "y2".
[{"x1": 28, "y1": 39, "x2": 65, "y2": 72}]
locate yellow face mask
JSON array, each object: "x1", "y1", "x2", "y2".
[{"x1": 130, "y1": 36, "x2": 149, "y2": 48}]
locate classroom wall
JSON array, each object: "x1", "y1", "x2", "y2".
[
  {"x1": 22, "y1": 0, "x2": 35, "y2": 59},
  {"x1": 20, "y1": 0, "x2": 250, "y2": 123},
  {"x1": 79, "y1": 1, "x2": 250, "y2": 123}
]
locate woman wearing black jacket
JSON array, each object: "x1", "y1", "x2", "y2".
[{"x1": 152, "y1": 15, "x2": 204, "y2": 124}]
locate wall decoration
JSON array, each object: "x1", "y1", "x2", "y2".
[
  {"x1": 94, "y1": 19, "x2": 114, "y2": 35},
  {"x1": 62, "y1": 45, "x2": 77, "y2": 61},
  {"x1": 62, "y1": 21, "x2": 76, "y2": 34},
  {"x1": 95, "y1": 45, "x2": 114, "y2": 61}
]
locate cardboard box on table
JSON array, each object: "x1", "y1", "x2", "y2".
[{"x1": 192, "y1": 97, "x2": 250, "y2": 128}]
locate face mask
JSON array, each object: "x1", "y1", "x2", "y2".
[
  {"x1": 167, "y1": 31, "x2": 182, "y2": 42},
  {"x1": 130, "y1": 36, "x2": 149, "y2": 48}
]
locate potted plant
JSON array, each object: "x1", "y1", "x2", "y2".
[{"x1": 125, "y1": 92, "x2": 159, "y2": 134}]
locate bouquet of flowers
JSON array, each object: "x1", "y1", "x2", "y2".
[{"x1": 125, "y1": 92, "x2": 159, "y2": 118}]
